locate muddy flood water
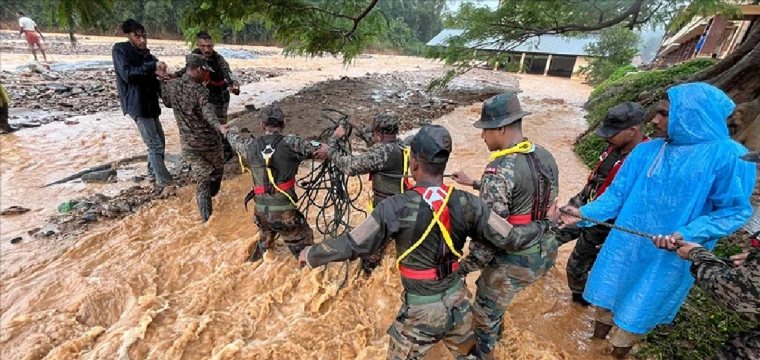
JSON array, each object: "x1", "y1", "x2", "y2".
[{"x1": 1, "y1": 34, "x2": 610, "y2": 359}]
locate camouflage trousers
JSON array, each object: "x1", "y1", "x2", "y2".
[
  {"x1": 472, "y1": 235, "x2": 558, "y2": 360},
  {"x1": 387, "y1": 280, "x2": 476, "y2": 360},
  {"x1": 713, "y1": 326, "x2": 760, "y2": 360},
  {"x1": 253, "y1": 208, "x2": 314, "y2": 258},
  {"x1": 183, "y1": 149, "x2": 224, "y2": 222},
  {"x1": 212, "y1": 101, "x2": 234, "y2": 163},
  {"x1": 566, "y1": 225, "x2": 610, "y2": 295}
]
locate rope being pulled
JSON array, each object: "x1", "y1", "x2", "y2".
[{"x1": 559, "y1": 208, "x2": 733, "y2": 263}]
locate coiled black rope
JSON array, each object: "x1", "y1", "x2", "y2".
[{"x1": 297, "y1": 109, "x2": 369, "y2": 288}]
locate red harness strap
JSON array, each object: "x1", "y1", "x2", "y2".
[
  {"x1": 205, "y1": 72, "x2": 227, "y2": 87},
  {"x1": 397, "y1": 185, "x2": 458, "y2": 281},
  {"x1": 507, "y1": 214, "x2": 532, "y2": 225},
  {"x1": 253, "y1": 178, "x2": 296, "y2": 195}
]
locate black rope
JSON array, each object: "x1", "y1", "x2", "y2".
[{"x1": 297, "y1": 108, "x2": 368, "y2": 288}]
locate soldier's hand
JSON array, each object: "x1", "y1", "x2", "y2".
[
  {"x1": 314, "y1": 144, "x2": 329, "y2": 160},
  {"x1": 218, "y1": 124, "x2": 230, "y2": 135},
  {"x1": 653, "y1": 232, "x2": 683, "y2": 251},
  {"x1": 675, "y1": 240, "x2": 700, "y2": 260},
  {"x1": 348, "y1": 115, "x2": 358, "y2": 129},
  {"x1": 298, "y1": 246, "x2": 311, "y2": 266},
  {"x1": 730, "y1": 252, "x2": 750, "y2": 267},
  {"x1": 546, "y1": 203, "x2": 560, "y2": 225},
  {"x1": 558, "y1": 206, "x2": 582, "y2": 228},
  {"x1": 334, "y1": 126, "x2": 347, "y2": 139},
  {"x1": 451, "y1": 171, "x2": 474, "y2": 186}
]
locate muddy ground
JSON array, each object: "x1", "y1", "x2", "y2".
[
  {"x1": 3, "y1": 65, "x2": 286, "y2": 125},
  {"x1": 233, "y1": 70, "x2": 513, "y2": 140}
]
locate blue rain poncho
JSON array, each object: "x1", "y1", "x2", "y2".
[{"x1": 580, "y1": 83, "x2": 756, "y2": 334}]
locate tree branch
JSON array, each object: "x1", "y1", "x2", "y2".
[
  {"x1": 520, "y1": 0, "x2": 644, "y2": 34},
  {"x1": 346, "y1": 0, "x2": 380, "y2": 38}
]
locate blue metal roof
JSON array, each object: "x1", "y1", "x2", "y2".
[{"x1": 426, "y1": 29, "x2": 599, "y2": 56}]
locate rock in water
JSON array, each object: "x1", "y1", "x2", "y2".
[
  {"x1": 81, "y1": 169, "x2": 117, "y2": 183},
  {"x1": 1, "y1": 206, "x2": 31, "y2": 216}
]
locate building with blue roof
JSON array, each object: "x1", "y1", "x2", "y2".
[{"x1": 427, "y1": 28, "x2": 599, "y2": 79}]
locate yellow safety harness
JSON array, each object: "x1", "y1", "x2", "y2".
[
  {"x1": 238, "y1": 152, "x2": 251, "y2": 174},
  {"x1": 488, "y1": 140, "x2": 534, "y2": 162},
  {"x1": 261, "y1": 144, "x2": 298, "y2": 207},
  {"x1": 395, "y1": 185, "x2": 461, "y2": 270}
]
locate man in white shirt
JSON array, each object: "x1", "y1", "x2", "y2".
[{"x1": 17, "y1": 11, "x2": 47, "y2": 63}]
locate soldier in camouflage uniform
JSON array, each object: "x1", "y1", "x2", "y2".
[
  {"x1": 222, "y1": 104, "x2": 328, "y2": 261},
  {"x1": 299, "y1": 125, "x2": 559, "y2": 360},
  {"x1": 174, "y1": 32, "x2": 239, "y2": 163},
  {"x1": 329, "y1": 113, "x2": 410, "y2": 274},
  {"x1": 157, "y1": 54, "x2": 224, "y2": 223},
  {"x1": 564, "y1": 102, "x2": 647, "y2": 306},
  {"x1": 452, "y1": 93, "x2": 559, "y2": 360}
]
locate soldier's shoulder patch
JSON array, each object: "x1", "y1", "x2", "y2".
[
  {"x1": 310, "y1": 140, "x2": 321, "y2": 146},
  {"x1": 484, "y1": 167, "x2": 499, "y2": 174}
]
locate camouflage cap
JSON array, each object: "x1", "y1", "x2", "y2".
[
  {"x1": 410, "y1": 125, "x2": 452, "y2": 164},
  {"x1": 185, "y1": 54, "x2": 213, "y2": 72},
  {"x1": 595, "y1": 102, "x2": 646, "y2": 138},
  {"x1": 260, "y1": 104, "x2": 285, "y2": 126},
  {"x1": 373, "y1": 113, "x2": 400, "y2": 135},
  {"x1": 473, "y1": 93, "x2": 531, "y2": 129}
]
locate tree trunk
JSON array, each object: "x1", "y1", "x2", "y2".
[{"x1": 232, "y1": 26, "x2": 238, "y2": 44}]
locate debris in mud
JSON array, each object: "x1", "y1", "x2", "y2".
[
  {"x1": 232, "y1": 70, "x2": 518, "y2": 142},
  {"x1": 10, "y1": 237, "x2": 23, "y2": 244},
  {"x1": 81, "y1": 169, "x2": 117, "y2": 183},
  {"x1": 1, "y1": 206, "x2": 31, "y2": 216},
  {"x1": 2, "y1": 66, "x2": 285, "y2": 126},
  {"x1": 35, "y1": 223, "x2": 60, "y2": 237}
]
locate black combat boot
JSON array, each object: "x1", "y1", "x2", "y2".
[
  {"x1": 197, "y1": 195, "x2": 213, "y2": 223},
  {"x1": 593, "y1": 321, "x2": 613, "y2": 339}
]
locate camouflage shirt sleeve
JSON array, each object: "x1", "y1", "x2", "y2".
[
  {"x1": 225, "y1": 129, "x2": 257, "y2": 162},
  {"x1": 354, "y1": 122, "x2": 375, "y2": 146},
  {"x1": 459, "y1": 158, "x2": 516, "y2": 273},
  {"x1": 284, "y1": 134, "x2": 321, "y2": 161},
  {"x1": 329, "y1": 141, "x2": 389, "y2": 176},
  {"x1": 689, "y1": 247, "x2": 760, "y2": 316},
  {"x1": 216, "y1": 53, "x2": 238, "y2": 84},
  {"x1": 159, "y1": 80, "x2": 174, "y2": 108},
  {"x1": 194, "y1": 83, "x2": 221, "y2": 130}
]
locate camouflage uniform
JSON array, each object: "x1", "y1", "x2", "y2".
[
  {"x1": 688, "y1": 247, "x2": 760, "y2": 359},
  {"x1": 175, "y1": 49, "x2": 238, "y2": 161},
  {"x1": 305, "y1": 125, "x2": 556, "y2": 360},
  {"x1": 160, "y1": 55, "x2": 223, "y2": 223},
  {"x1": 329, "y1": 114, "x2": 408, "y2": 273},
  {"x1": 226, "y1": 105, "x2": 322, "y2": 259},
  {"x1": 459, "y1": 93, "x2": 560, "y2": 360},
  {"x1": 0, "y1": 84, "x2": 15, "y2": 133}
]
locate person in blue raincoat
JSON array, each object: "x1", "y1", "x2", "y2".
[{"x1": 561, "y1": 83, "x2": 756, "y2": 359}]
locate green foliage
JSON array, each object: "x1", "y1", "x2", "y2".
[
  {"x1": 638, "y1": 276, "x2": 754, "y2": 359},
  {"x1": 48, "y1": 0, "x2": 115, "y2": 44},
  {"x1": 427, "y1": 0, "x2": 733, "y2": 87},
  {"x1": 579, "y1": 26, "x2": 640, "y2": 85},
  {"x1": 592, "y1": 64, "x2": 638, "y2": 97},
  {"x1": 574, "y1": 59, "x2": 716, "y2": 168}
]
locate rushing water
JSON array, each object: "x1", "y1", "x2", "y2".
[{"x1": 1, "y1": 48, "x2": 613, "y2": 359}]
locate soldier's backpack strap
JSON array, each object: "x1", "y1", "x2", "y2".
[{"x1": 395, "y1": 185, "x2": 461, "y2": 273}]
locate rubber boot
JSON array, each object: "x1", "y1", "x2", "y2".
[
  {"x1": 198, "y1": 195, "x2": 213, "y2": 223},
  {"x1": 611, "y1": 346, "x2": 633, "y2": 359},
  {"x1": 572, "y1": 293, "x2": 591, "y2": 306},
  {"x1": 593, "y1": 321, "x2": 613, "y2": 339}
]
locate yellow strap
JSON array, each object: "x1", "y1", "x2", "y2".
[
  {"x1": 367, "y1": 199, "x2": 374, "y2": 212},
  {"x1": 488, "y1": 141, "x2": 534, "y2": 162},
  {"x1": 401, "y1": 146, "x2": 411, "y2": 193},
  {"x1": 395, "y1": 186, "x2": 461, "y2": 270},
  {"x1": 265, "y1": 158, "x2": 297, "y2": 207},
  {"x1": 237, "y1": 152, "x2": 251, "y2": 174}
]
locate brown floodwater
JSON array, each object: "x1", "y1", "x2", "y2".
[{"x1": 1, "y1": 43, "x2": 611, "y2": 359}]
